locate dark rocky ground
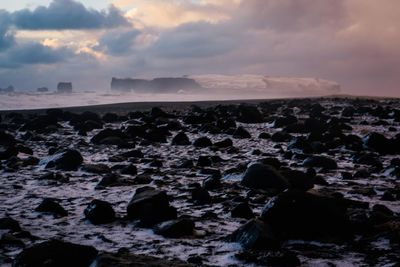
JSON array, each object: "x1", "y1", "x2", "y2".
[{"x1": 0, "y1": 97, "x2": 399, "y2": 266}]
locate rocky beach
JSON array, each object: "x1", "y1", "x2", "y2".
[{"x1": 0, "y1": 97, "x2": 399, "y2": 267}]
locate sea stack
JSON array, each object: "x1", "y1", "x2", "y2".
[{"x1": 57, "y1": 82, "x2": 73, "y2": 93}]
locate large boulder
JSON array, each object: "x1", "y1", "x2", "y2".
[
  {"x1": 127, "y1": 187, "x2": 177, "y2": 226},
  {"x1": 240, "y1": 163, "x2": 290, "y2": 191},
  {"x1": 14, "y1": 240, "x2": 98, "y2": 267},
  {"x1": 260, "y1": 190, "x2": 351, "y2": 240}
]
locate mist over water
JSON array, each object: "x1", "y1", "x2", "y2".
[{"x1": 0, "y1": 75, "x2": 341, "y2": 110}]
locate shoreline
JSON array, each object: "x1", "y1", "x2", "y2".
[{"x1": 1, "y1": 94, "x2": 398, "y2": 114}]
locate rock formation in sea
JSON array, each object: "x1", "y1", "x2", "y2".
[
  {"x1": 111, "y1": 77, "x2": 202, "y2": 93},
  {"x1": 57, "y1": 82, "x2": 73, "y2": 93},
  {"x1": 111, "y1": 75, "x2": 341, "y2": 96},
  {"x1": 0, "y1": 85, "x2": 15, "y2": 94}
]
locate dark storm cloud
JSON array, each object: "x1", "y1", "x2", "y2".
[
  {"x1": 97, "y1": 29, "x2": 141, "y2": 55},
  {"x1": 11, "y1": 0, "x2": 129, "y2": 30}
]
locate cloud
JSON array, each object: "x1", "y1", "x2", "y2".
[
  {"x1": 1, "y1": 0, "x2": 400, "y2": 97},
  {"x1": 11, "y1": 0, "x2": 129, "y2": 30},
  {"x1": 237, "y1": 0, "x2": 347, "y2": 32},
  {"x1": 0, "y1": 10, "x2": 15, "y2": 51},
  {"x1": 96, "y1": 29, "x2": 141, "y2": 55},
  {"x1": 0, "y1": 42, "x2": 74, "y2": 69},
  {"x1": 150, "y1": 21, "x2": 237, "y2": 58},
  {"x1": 120, "y1": 0, "x2": 231, "y2": 28}
]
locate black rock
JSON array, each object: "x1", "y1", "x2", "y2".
[
  {"x1": 0, "y1": 131, "x2": 16, "y2": 146},
  {"x1": 35, "y1": 198, "x2": 68, "y2": 217},
  {"x1": 280, "y1": 169, "x2": 314, "y2": 191},
  {"x1": 287, "y1": 137, "x2": 313, "y2": 153},
  {"x1": 273, "y1": 116, "x2": 298, "y2": 128},
  {"x1": 353, "y1": 153, "x2": 383, "y2": 169},
  {"x1": 171, "y1": 132, "x2": 190, "y2": 145},
  {"x1": 233, "y1": 127, "x2": 251, "y2": 139},
  {"x1": 258, "y1": 157, "x2": 282, "y2": 170},
  {"x1": 102, "y1": 113, "x2": 120, "y2": 123},
  {"x1": 91, "y1": 251, "x2": 192, "y2": 267},
  {"x1": 192, "y1": 136, "x2": 212, "y2": 147},
  {"x1": 0, "y1": 217, "x2": 21, "y2": 232},
  {"x1": 91, "y1": 128, "x2": 125, "y2": 144},
  {"x1": 302, "y1": 155, "x2": 338, "y2": 170},
  {"x1": 44, "y1": 149, "x2": 83, "y2": 171},
  {"x1": 236, "y1": 250, "x2": 301, "y2": 267},
  {"x1": 96, "y1": 173, "x2": 134, "y2": 188},
  {"x1": 271, "y1": 131, "x2": 292, "y2": 142},
  {"x1": 154, "y1": 219, "x2": 195, "y2": 238},
  {"x1": 145, "y1": 128, "x2": 168, "y2": 143},
  {"x1": 84, "y1": 199, "x2": 116, "y2": 225},
  {"x1": 363, "y1": 132, "x2": 390, "y2": 153},
  {"x1": 264, "y1": 251, "x2": 301, "y2": 267},
  {"x1": 127, "y1": 187, "x2": 177, "y2": 226},
  {"x1": 231, "y1": 202, "x2": 254, "y2": 220},
  {"x1": 82, "y1": 164, "x2": 111, "y2": 174},
  {"x1": 120, "y1": 149, "x2": 144, "y2": 158},
  {"x1": 176, "y1": 159, "x2": 194, "y2": 169},
  {"x1": 240, "y1": 163, "x2": 290, "y2": 191},
  {"x1": 119, "y1": 164, "x2": 137, "y2": 175},
  {"x1": 0, "y1": 233, "x2": 25, "y2": 247},
  {"x1": 14, "y1": 240, "x2": 98, "y2": 267},
  {"x1": 0, "y1": 145, "x2": 18, "y2": 160},
  {"x1": 230, "y1": 219, "x2": 279, "y2": 249},
  {"x1": 197, "y1": 156, "x2": 212, "y2": 167},
  {"x1": 191, "y1": 187, "x2": 212, "y2": 205},
  {"x1": 258, "y1": 132, "x2": 271, "y2": 139},
  {"x1": 202, "y1": 177, "x2": 221, "y2": 190},
  {"x1": 237, "y1": 105, "x2": 264, "y2": 123},
  {"x1": 74, "y1": 120, "x2": 103, "y2": 132},
  {"x1": 303, "y1": 118, "x2": 327, "y2": 133},
  {"x1": 214, "y1": 138, "x2": 233, "y2": 148},
  {"x1": 151, "y1": 107, "x2": 170, "y2": 118},
  {"x1": 260, "y1": 190, "x2": 351, "y2": 240}
]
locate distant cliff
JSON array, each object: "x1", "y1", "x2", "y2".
[{"x1": 111, "y1": 77, "x2": 202, "y2": 93}]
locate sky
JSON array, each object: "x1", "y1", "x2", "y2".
[{"x1": 0, "y1": 0, "x2": 399, "y2": 96}]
